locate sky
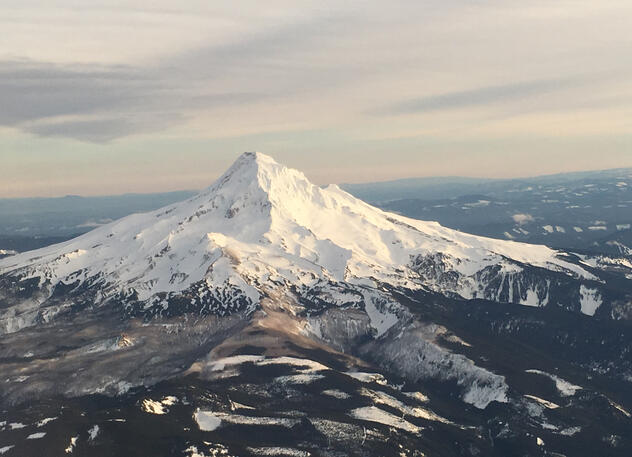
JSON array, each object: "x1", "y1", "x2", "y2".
[{"x1": 1, "y1": 0, "x2": 631, "y2": 197}]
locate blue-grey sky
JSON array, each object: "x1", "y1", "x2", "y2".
[{"x1": 2, "y1": 0, "x2": 631, "y2": 197}]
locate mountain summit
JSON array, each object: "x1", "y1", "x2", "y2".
[{"x1": 0, "y1": 152, "x2": 608, "y2": 336}]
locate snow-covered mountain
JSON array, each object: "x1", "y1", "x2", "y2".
[
  {"x1": 0, "y1": 152, "x2": 611, "y2": 335},
  {"x1": 1, "y1": 153, "x2": 631, "y2": 456}
]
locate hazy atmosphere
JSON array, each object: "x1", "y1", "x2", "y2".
[
  {"x1": 2, "y1": 0, "x2": 631, "y2": 197},
  {"x1": 2, "y1": 4, "x2": 632, "y2": 456}
]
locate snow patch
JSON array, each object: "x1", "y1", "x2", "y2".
[
  {"x1": 257, "y1": 356, "x2": 329, "y2": 372},
  {"x1": 184, "y1": 444, "x2": 232, "y2": 457},
  {"x1": 403, "y1": 391, "x2": 430, "y2": 403},
  {"x1": 208, "y1": 355, "x2": 265, "y2": 371},
  {"x1": 463, "y1": 381, "x2": 508, "y2": 408},
  {"x1": 322, "y1": 389, "x2": 351, "y2": 399},
  {"x1": 194, "y1": 410, "x2": 222, "y2": 431},
  {"x1": 346, "y1": 371, "x2": 388, "y2": 385},
  {"x1": 464, "y1": 200, "x2": 490, "y2": 208},
  {"x1": 142, "y1": 399, "x2": 167, "y2": 415},
  {"x1": 369, "y1": 323, "x2": 508, "y2": 409},
  {"x1": 275, "y1": 373, "x2": 324, "y2": 385},
  {"x1": 361, "y1": 289, "x2": 400, "y2": 337},
  {"x1": 606, "y1": 398, "x2": 631, "y2": 417},
  {"x1": 579, "y1": 285, "x2": 602, "y2": 316},
  {"x1": 350, "y1": 406, "x2": 419, "y2": 433},
  {"x1": 37, "y1": 417, "x2": 57, "y2": 427},
  {"x1": 246, "y1": 448, "x2": 310, "y2": 456},
  {"x1": 65, "y1": 436, "x2": 78, "y2": 454},
  {"x1": 512, "y1": 214, "x2": 534, "y2": 225},
  {"x1": 196, "y1": 411, "x2": 297, "y2": 428},
  {"x1": 559, "y1": 426, "x2": 581, "y2": 436},
  {"x1": 360, "y1": 387, "x2": 450, "y2": 424},
  {"x1": 526, "y1": 369, "x2": 582, "y2": 396},
  {"x1": 524, "y1": 394, "x2": 559, "y2": 409},
  {"x1": 88, "y1": 425, "x2": 99, "y2": 441},
  {"x1": 520, "y1": 287, "x2": 541, "y2": 307},
  {"x1": 162, "y1": 396, "x2": 178, "y2": 405},
  {"x1": 230, "y1": 401, "x2": 255, "y2": 411}
]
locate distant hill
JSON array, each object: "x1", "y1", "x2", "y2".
[
  {"x1": 347, "y1": 167, "x2": 632, "y2": 253},
  {"x1": 0, "y1": 191, "x2": 196, "y2": 237},
  {"x1": 341, "y1": 168, "x2": 632, "y2": 203}
]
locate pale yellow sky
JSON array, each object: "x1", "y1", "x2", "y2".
[{"x1": 1, "y1": 1, "x2": 631, "y2": 197}]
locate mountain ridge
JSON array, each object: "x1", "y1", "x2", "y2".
[{"x1": 0, "y1": 152, "x2": 616, "y2": 337}]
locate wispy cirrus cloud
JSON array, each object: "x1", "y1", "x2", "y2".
[
  {"x1": 0, "y1": 61, "x2": 150, "y2": 124},
  {"x1": 0, "y1": 60, "x2": 170, "y2": 141},
  {"x1": 0, "y1": 12, "x2": 357, "y2": 142},
  {"x1": 374, "y1": 79, "x2": 576, "y2": 116},
  {"x1": 0, "y1": 59, "x2": 269, "y2": 142}
]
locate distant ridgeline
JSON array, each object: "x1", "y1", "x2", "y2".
[
  {"x1": 1, "y1": 168, "x2": 630, "y2": 258},
  {"x1": 343, "y1": 167, "x2": 632, "y2": 254},
  {"x1": 0, "y1": 191, "x2": 196, "y2": 239}
]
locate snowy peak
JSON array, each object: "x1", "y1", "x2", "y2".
[
  {"x1": 201, "y1": 151, "x2": 314, "y2": 212},
  {"x1": 207, "y1": 151, "x2": 310, "y2": 194},
  {"x1": 0, "y1": 152, "x2": 607, "y2": 335},
  {"x1": 182, "y1": 151, "x2": 324, "y2": 241}
]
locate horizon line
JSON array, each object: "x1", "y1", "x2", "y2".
[{"x1": 2, "y1": 165, "x2": 631, "y2": 201}]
